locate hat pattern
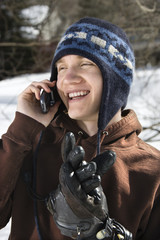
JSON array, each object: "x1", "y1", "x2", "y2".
[{"x1": 55, "y1": 22, "x2": 134, "y2": 86}]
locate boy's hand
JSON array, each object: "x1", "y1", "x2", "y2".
[
  {"x1": 17, "y1": 80, "x2": 60, "y2": 127},
  {"x1": 60, "y1": 132, "x2": 116, "y2": 220}
]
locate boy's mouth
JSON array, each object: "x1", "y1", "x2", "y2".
[{"x1": 68, "y1": 90, "x2": 90, "y2": 100}]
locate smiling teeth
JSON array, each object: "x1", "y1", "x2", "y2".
[{"x1": 69, "y1": 91, "x2": 88, "y2": 98}]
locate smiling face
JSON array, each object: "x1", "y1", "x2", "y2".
[{"x1": 56, "y1": 55, "x2": 103, "y2": 125}]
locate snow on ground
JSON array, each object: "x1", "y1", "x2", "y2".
[
  {"x1": 0, "y1": 68, "x2": 159, "y2": 238},
  {"x1": 128, "y1": 67, "x2": 160, "y2": 149}
]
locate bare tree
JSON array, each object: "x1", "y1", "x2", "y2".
[
  {"x1": 1, "y1": 0, "x2": 160, "y2": 80},
  {"x1": 0, "y1": 0, "x2": 57, "y2": 80}
]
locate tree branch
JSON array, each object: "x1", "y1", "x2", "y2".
[
  {"x1": 135, "y1": 0, "x2": 156, "y2": 13},
  {"x1": 0, "y1": 40, "x2": 58, "y2": 47}
]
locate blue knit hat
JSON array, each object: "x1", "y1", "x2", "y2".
[{"x1": 50, "y1": 17, "x2": 135, "y2": 152}]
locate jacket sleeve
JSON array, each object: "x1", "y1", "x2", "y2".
[
  {"x1": 139, "y1": 186, "x2": 160, "y2": 240},
  {"x1": 0, "y1": 112, "x2": 45, "y2": 228}
]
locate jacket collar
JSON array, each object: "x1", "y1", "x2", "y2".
[{"x1": 51, "y1": 109, "x2": 142, "y2": 147}]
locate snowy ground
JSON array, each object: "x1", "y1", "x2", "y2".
[{"x1": 0, "y1": 68, "x2": 159, "y2": 238}]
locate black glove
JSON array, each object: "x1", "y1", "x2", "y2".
[
  {"x1": 59, "y1": 132, "x2": 116, "y2": 239},
  {"x1": 46, "y1": 132, "x2": 132, "y2": 240}
]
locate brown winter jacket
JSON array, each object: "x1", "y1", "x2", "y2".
[{"x1": 0, "y1": 109, "x2": 160, "y2": 240}]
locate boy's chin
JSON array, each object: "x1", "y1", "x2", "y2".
[{"x1": 68, "y1": 111, "x2": 84, "y2": 121}]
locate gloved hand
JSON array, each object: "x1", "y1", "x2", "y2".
[
  {"x1": 46, "y1": 132, "x2": 132, "y2": 240},
  {"x1": 60, "y1": 132, "x2": 116, "y2": 218},
  {"x1": 59, "y1": 132, "x2": 116, "y2": 239}
]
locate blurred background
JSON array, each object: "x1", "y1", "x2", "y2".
[
  {"x1": 0, "y1": 0, "x2": 160, "y2": 237},
  {"x1": 1, "y1": 0, "x2": 160, "y2": 80}
]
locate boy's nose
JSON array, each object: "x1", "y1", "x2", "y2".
[{"x1": 64, "y1": 67, "x2": 82, "y2": 84}]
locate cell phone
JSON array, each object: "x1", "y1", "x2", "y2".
[{"x1": 40, "y1": 86, "x2": 58, "y2": 113}]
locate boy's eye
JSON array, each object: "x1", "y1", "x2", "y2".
[
  {"x1": 81, "y1": 62, "x2": 93, "y2": 67},
  {"x1": 57, "y1": 66, "x2": 66, "y2": 72}
]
